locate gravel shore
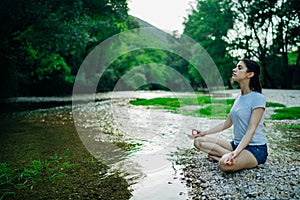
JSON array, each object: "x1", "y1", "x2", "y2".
[{"x1": 174, "y1": 148, "x2": 300, "y2": 200}]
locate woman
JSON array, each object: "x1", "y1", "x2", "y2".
[{"x1": 189, "y1": 58, "x2": 268, "y2": 172}]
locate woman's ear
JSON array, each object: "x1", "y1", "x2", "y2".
[{"x1": 247, "y1": 72, "x2": 254, "y2": 78}]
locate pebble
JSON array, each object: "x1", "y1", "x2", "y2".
[{"x1": 173, "y1": 148, "x2": 300, "y2": 199}]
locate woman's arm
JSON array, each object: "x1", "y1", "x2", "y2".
[
  {"x1": 189, "y1": 115, "x2": 233, "y2": 138},
  {"x1": 225, "y1": 108, "x2": 264, "y2": 163},
  {"x1": 203, "y1": 115, "x2": 233, "y2": 135}
]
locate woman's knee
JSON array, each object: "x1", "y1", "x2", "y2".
[
  {"x1": 194, "y1": 138, "x2": 203, "y2": 149},
  {"x1": 219, "y1": 162, "x2": 230, "y2": 172},
  {"x1": 218, "y1": 161, "x2": 235, "y2": 172},
  {"x1": 218, "y1": 157, "x2": 236, "y2": 172}
]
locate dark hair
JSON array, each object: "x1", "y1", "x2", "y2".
[{"x1": 240, "y1": 58, "x2": 262, "y2": 93}]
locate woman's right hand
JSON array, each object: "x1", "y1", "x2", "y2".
[{"x1": 188, "y1": 129, "x2": 206, "y2": 139}]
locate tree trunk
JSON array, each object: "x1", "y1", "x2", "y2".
[
  {"x1": 296, "y1": 46, "x2": 300, "y2": 67},
  {"x1": 227, "y1": 79, "x2": 233, "y2": 89},
  {"x1": 260, "y1": 57, "x2": 275, "y2": 88}
]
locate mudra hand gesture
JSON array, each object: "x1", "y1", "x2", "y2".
[
  {"x1": 188, "y1": 129, "x2": 206, "y2": 139},
  {"x1": 223, "y1": 152, "x2": 238, "y2": 165}
]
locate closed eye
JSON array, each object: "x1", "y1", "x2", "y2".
[{"x1": 237, "y1": 64, "x2": 243, "y2": 70}]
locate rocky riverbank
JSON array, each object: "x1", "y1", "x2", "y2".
[{"x1": 174, "y1": 148, "x2": 300, "y2": 200}]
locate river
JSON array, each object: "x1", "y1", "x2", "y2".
[{"x1": 0, "y1": 89, "x2": 299, "y2": 199}]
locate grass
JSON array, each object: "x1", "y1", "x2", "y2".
[
  {"x1": 0, "y1": 150, "x2": 79, "y2": 200},
  {"x1": 130, "y1": 96, "x2": 299, "y2": 120},
  {"x1": 130, "y1": 97, "x2": 233, "y2": 118},
  {"x1": 130, "y1": 97, "x2": 212, "y2": 108},
  {"x1": 266, "y1": 102, "x2": 286, "y2": 107},
  {"x1": 113, "y1": 141, "x2": 143, "y2": 153},
  {"x1": 276, "y1": 123, "x2": 300, "y2": 130},
  {"x1": 197, "y1": 104, "x2": 232, "y2": 118},
  {"x1": 270, "y1": 107, "x2": 300, "y2": 120}
]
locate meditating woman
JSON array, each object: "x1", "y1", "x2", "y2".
[{"x1": 189, "y1": 58, "x2": 268, "y2": 172}]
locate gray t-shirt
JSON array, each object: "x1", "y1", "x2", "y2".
[{"x1": 230, "y1": 91, "x2": 267, "y2": 145}]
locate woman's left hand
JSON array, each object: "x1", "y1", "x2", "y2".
[{"x1": 224, "y1": 151, "x2": 238, "y2": 165}]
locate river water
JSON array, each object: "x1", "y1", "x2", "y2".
[{"x1": 0, "y1": 89, "x2": 299, "y2": 199}]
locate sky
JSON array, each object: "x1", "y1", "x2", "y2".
[{"x1": 128, "y1": 0, "x2": 196, "y2": 34}]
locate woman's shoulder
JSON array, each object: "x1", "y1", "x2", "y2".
[
  {"x1": 251, "y1": 91, "x2": 265, "y2": 99},
  {"x1": 250, "y1": 92, "x2": 266, "y2": 107}
]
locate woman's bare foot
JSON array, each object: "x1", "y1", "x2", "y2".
[{"x1": 208, "y1": 154, "x2": 220, "y2": 162}]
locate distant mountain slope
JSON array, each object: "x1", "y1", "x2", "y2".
[{"x1": 131, "y1": 16, "x2": 155, "y2": 28}]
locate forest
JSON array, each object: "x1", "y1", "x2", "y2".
[{"x1": 0, "y1": 0, "x2": 299, "y2": 97}]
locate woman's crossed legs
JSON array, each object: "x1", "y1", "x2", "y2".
[{"x1": 194, "y1": 136, "x2": 258, "y2": 172}]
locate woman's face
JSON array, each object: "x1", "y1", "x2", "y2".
[{"x1": 232, "y1": 61, "x2": 250, "y2": 82}]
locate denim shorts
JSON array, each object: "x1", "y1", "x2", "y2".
[{"x1": 230, "y1": 141, "x2": 268, "y2": 164}]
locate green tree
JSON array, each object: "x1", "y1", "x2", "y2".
[
  {"x1": 183, "y1": 0, "x2": 235, "y2": 89},
  {"x1": 0, "y1": 0, "x2": 136, "y2": 96},
  {"x1": 228, "y1": 0, "x2": 300, "y2": 88}
]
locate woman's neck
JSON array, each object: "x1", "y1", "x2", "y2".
[
  {"x1": 241, "y1": 89, "x2": 252, "y2": 95},
  {"x1": 239, "y1": 82, "x2": 252, "y2": 95}
]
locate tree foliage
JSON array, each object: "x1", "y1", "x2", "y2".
[
  {"x1": 184, "y1": 0, "x2": 235, "y2": 88},
  {"x1": 1, "y1": 0, "x2": 299, "y2": 97},
  {"x1": 0, "y1": 0, "x2": 137, "y2": 97},
  {"x1": 184, "y1": 0, "x2": 300, "y2": 89}
]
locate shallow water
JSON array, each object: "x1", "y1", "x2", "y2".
[{"x1": 0, "y1": 89, "x2": 299, "y2": 199}]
